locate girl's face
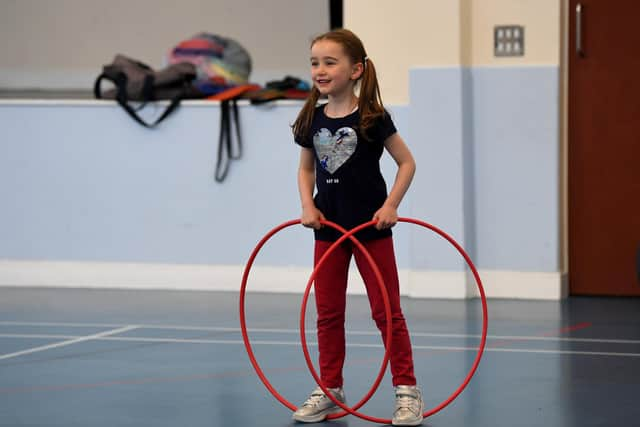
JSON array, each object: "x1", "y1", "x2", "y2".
[{"x1": 310, "y1": 39, "x2": 362, "y2": 98}]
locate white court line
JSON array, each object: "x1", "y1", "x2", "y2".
[
  {"x1": 0, "y1": 321, "x2": 639, "y2": 344},
  {"x1": 0, "y1": 321, "x2": 126, "y2": 328},
  {"x1": 1, "y1": 333, "x2": 639, "y2": 358},
  {"x1": 0, "y1": 326, "x2": 138, "y2": 361}
]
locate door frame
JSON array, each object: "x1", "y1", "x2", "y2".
[{"x1": 561, "y1": 0, "x2": 569, "y2": 291}]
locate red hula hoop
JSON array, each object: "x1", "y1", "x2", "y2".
[
  {"x1": 239, "y1": 219, "x2": 392, "y2": 416},
  {"x1": 239, "y1": 217, "x2": 488, "y2": 424}
]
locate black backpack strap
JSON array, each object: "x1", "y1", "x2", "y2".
[
  {"x1": 215, "y1": 100, "x2": 232, "y2": 182},
  {"x1": 214, "y1": 98, "x2": 243, "y2": 182},
  {"x1": 230, "y1": 98, "x2": 242, "y2": 159}
]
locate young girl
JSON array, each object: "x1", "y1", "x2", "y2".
[{"x1": 292, "y1": 29, "x2": 423, "y2": 426}]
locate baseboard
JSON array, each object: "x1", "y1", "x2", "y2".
[
  {"x1": 0, "y1": 260, "x2": 567, "y2": 300},
  {"x1": 475, "y1": 269, "x2": 568, "y2": 300},
  {"x1": 405, "y1": 270, "x2": 470, "y2": 299},
  {"x1": 0, "y1": 259, "x2": 306, "y2": 293}
]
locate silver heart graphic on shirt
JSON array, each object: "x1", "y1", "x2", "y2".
[{"x1": 313, "y1": 127, "x2": 358, "y2": 174}]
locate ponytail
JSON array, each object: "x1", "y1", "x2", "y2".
[{"x1": 357, "y1": 57, "x2": 385, "y2": 140}]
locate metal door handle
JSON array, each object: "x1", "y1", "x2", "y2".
[{"x1": 576, "y1": 3, "x2": 584, "y2": 57}]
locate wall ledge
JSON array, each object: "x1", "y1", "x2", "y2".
[{"x1": 0, "y1": 98, "x2": 305, "y2": 107}]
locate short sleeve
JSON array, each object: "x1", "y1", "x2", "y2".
[
  {"x1": 294, "y1": 132, "x2": 313, "y2": 148},
  {"x1": 370, "y1": 110, "x2": 397, "y2": 142}
]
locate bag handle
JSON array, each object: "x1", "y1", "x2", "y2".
[{"x1": 94, "y1": 71, "x2": 187, "y2": 129}]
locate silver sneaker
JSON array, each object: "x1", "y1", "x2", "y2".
[
  {"x1": 292, "y1": 386, "x2": 346, "y2": 423},
  {"x1": 392, "y1": 385, "x2": 425, "y2": 426}
]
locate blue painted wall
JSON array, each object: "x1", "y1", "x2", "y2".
[
  {"x1": 0, "y1": 103, "x2": 305, "y2": 266},
  {"x1": 409, "y1": 67, "x2": 468, "y2": 271},
  {"x1": 470, "y1": 67, "x2": 559, "y2": 271},
  {"x1": 407, "y1": 66, "x2": 559, "y2": 273}
]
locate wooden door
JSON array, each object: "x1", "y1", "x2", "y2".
[{"x1": 568, "y1": 0, "x2": 640, "y2": 295}]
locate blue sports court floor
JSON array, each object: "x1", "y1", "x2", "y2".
[{"x1": 1, "y1": 287, "x2": 639, "y2": 426}]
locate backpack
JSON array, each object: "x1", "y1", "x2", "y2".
[{"x1": 167, "y1": 33, "x2": 252, "y2": 96}]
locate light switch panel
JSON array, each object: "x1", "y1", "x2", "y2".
[{"x1": 494, "y1": 25, "x2": 525, "y2": 57}]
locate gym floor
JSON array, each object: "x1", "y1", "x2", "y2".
[{"x1": 1, "y1": 287, "x2": 639, "y2": 427}]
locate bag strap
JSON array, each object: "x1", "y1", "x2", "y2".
[
  {"x1": 230, "y1": 99, "x2": 242, "y2": 159},
  {"x1": 214, "y1": 98, "x2": 243, "y2": 182},
  {"x1": 116, "y1": 86, "x2": 185, "y2": 128},
  {"x1": 94, "y1": 71, "x2": 187, "y2": 129}
]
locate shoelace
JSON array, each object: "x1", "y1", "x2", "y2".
[
  {"x1": 395, "y1": 393, "x2": 420, "y2": 414},
  {"x1": 302, "y1": 391, "x2": 328, "y2": 408}
]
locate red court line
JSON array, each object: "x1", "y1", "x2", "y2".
[{"x1": 543, "y1": 321, "x2": 592, "y2": 336}]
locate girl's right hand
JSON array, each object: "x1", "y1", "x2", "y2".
[{"x1": 301, "y1": 206, "x2": 325, "y2": 229}]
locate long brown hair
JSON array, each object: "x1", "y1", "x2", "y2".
[{"x1": 292, "y1": 29, "x2": 385, "y2": 142}]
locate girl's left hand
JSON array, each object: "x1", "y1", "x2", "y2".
[{"x1": 373, "y1": 205, "x2": 398, "y2": 230}]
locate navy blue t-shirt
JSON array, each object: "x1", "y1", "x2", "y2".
[{"x1": 295, "y1": 105, "x2": 397, "y2": 242}]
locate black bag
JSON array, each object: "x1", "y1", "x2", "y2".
[{"x1": 94, "y1": 54, "x2": 200, "y2": 128}]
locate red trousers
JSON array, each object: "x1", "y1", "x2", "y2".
[{"x1": 313, "y1": 237, "x2": 416, "y2": 388}]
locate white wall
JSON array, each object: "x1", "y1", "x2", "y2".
[
  {"x1": 345, "y1": 0, "x2": 561, "y2": 104},
  {"x1": 468, "y1": 0, "x2": 561, "y2": 66},
  {"x1": 345, "y1": 0, "x2": 463, "y2": 105},
  {"x1": 0, "y1": 0, "x2": 329, "y2": 89}
]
